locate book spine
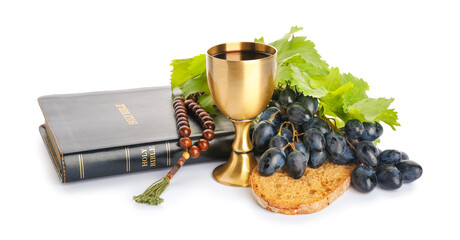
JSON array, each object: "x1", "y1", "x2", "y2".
[{"x1": 62, "y1": 134, "x2": 234, "y2": 182}]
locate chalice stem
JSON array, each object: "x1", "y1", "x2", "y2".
[{"x1": 212, "y1": 119, "x2": 257, "y2": 187}]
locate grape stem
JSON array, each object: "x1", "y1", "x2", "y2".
[
  {"x1": 345, "y1": 137, "x2": 356, "y2": 151},
  {"x1": 320, "y1": 114, "x2": 342, "y2": 132}
]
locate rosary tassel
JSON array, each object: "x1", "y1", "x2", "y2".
[{"x1": 133, "y1": 152, "x2": 189, "y2": 206}]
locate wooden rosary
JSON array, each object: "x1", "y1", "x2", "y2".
[{"x1": 134, "y1": 92, "x2": 215, "y2": 206}]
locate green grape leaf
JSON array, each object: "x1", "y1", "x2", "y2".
[
  {"x1": 170, "y1": 54, "x2": 206, "y2": 90},
  {"x1": 254, "y1": 37, "x2": 264, "y2": 43},
  {"x1": 270, "y1": 26, "x2": 329, "y2": 73},
  {"x1": 197, "y1": 94, "x2": 217, "y2": 115},
  {"x1": 289, "y1": 65, "x2": 328, "y2": 98},
  {"x1": 346, "y1": 98, "x2": 400, "y2": 130}
]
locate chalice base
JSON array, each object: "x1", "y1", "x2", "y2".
[{"x1": 212, "y1": 151, "x2": 257, "y2": 187}]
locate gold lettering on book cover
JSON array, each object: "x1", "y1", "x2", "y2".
[
  {"x1": 115, "y1": 104, "x2": 138, "y2": 125},
  {"x1": 141, "y1": 148, "x2": 148, "y2": 167},
  {"x1": 149, "y1": 145, "x2": 156, "y2": 167}
]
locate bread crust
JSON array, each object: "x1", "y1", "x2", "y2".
[{"x1": 250, "y1": 163, "x2": 354, "y2": 215}]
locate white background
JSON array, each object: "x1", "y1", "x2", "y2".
[{"x1": 1, "y1": 0, "x2": 459, "y2": 239}]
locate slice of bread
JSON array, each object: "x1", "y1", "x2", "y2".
[{"x1": 250, "y1": 162, "x2": 355, "y2": 215}]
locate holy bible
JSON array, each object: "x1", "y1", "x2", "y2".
[{"x1": 38, "y1": 86, "x2": 235, "y2": 183}]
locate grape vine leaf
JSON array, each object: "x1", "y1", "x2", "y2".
[
  {"x1": 269, "y1": 26, "x2": 329, "y2": 73},
  {"x1": 346, "y1": 98, "x2": 400, "y2": 130}
]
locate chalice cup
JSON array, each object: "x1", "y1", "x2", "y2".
[{"x1": 207, "y1": 42, "x2": 277, "y2": 187}]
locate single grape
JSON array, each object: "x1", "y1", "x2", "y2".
[
  {"x1": 351, "y1": 165, "x2": 377, "y2": 193},
  {"x1": 303, "y1": 128, "x2": 326, "y2": 152},
  {"x1": 331, "y1": 145, "x2": 356, "y2": 165},
  {"x1": 268, "y1": 100, "x2": 282, "y2": 110},
  {"x1": 395, "y1": 160, "x2": 423, "y2": 183},
  {"x1": 400, "y1": 152, "x2": 409, "y2": 160},
  {"x1": 296, "y1": 94, "x2": 318, "y2": 116},
  {"x1": 326, "y1": 131, "x2": 347, "y2": 157},
  {"x1": 378, "y1": 149, "x2": 401, "y2": 165},
  {"x1": 280, "y1": 128, "x2": 293, "y2": 142},
  {"x1": 376, "y1": 164, "x2": 402, "y2": 190},
  {"x1": 356, "y1": 140, "x2": 379, "y2": 168},
  {"x1": 309, "y1": 150, "x2": 328, "y2": 168},
  {"x1": 286, "y1": 103, "x2": 312, "y2": 125},
  {"x1": 360, "y1": 121, "x2": 383, "y2": 141},
  {"x1": 291, "y1": 142, "x2": 309, "y2": 157},
  {"x1": 279, "y1": 88, "x2": 297, "y2": 107},
  {"x1": 258, "y1": 147, "x2": 286, "y2": 176},
  {"x1": 252, "y1": 120, "x2": 276, "y2": 152},
  {"x1": 303, "y1": 117, "x2": 331, "y2": 135},
  {"x1": 268, "y1": 135, "x2": 289, "y2": 156},
  {"x1": 286, "y1": 151, "x2": 308, "y2": 179},
  {"x1": 272, "y1": 88, "x2": 280, "y2": 101},
  {"x1": 259, "y1": 107, "x2": 282, "y2": 130},
  {"x1": 344, "y1": 119, "x2": 364, "y2": 139}
]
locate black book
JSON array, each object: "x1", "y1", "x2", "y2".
[{"x1": 38, "y1": 86, "x2": 235, "y2": 183}]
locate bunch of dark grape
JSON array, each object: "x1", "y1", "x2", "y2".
[{"x1": 252, "y1": 87, "x2": 423, "y2": 192}]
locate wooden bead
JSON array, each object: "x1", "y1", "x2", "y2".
[
  {"x1": 182, "y1": 151, "x2": 190, "y2": 159},
  {"x1": 175, "y1": 108, "x2": 186, "y2": 115},
  {"x1": 179, "y1": 137, "x2": 192, "y2": 149},
  {"x1": 184, "y1": 99, "x2": 193, "y2": 108},
  {"x1": 173, "y1": 101, "x2": 183, "y2": 109},
  {"x1": 203, "y1": 121, "x2": 215, "y2": 131},
  {"x1": 188, "y1": 102, "x2": 197, "y2": 110},
  {"x1": 189, "y1": 145, "x2": 200, "y2": 158},
  {"x1": 176, "y1": 116, "x2": 188, "y2": 123},
  {"x1": 177, "y1": 121, "x2": 190, "y2": 128},
  {"x1": 201, "y1": 116, "x2": 213, "y2": 123},
  {"x1": 202, "y1": 129, "x2": 215, "y2": 141},
  {"x1": 192, "y1": 104, "x2": 202, "y2": 112},
  {"x1": 198, "y1": 139, "x2": 209, "y2": 151},
  {"x1": 174, "y1": 104, "x2": 186, "y2": 111},
  {"x1": 175, "y1": 112, "x2": 188, "y2": 119},
  {"x1": 195, "y1": 109, "x2": 206, "y2": 116},
  {"x1": 178, "y1": 126, "x2": 191, "y2": 137},
  {"x1": 198, "y1": 112, "x2": 209, "y2": 119}
]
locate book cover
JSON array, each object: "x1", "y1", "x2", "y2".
[{"x1": 38, "y1": 86, "x2": 235, "y2": 182}]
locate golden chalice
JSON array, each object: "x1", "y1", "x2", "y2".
[{"x1": 207, "y1": 42, "x2": 277, "y2": 187}]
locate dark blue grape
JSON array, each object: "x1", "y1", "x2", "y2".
[
  {"x1": 279, "y1": 88, "x2": 296, "y2": 107},
  {"x1": 286, "y1": 103, "x2": 312, "y2": 125},
  {"x1": 326, "y1": 131, "x2": 347, "y2": 157},
  {"x1": 351, "y1": 165, "x2": 377, "y2": 193},
  {"x1": 269, "y1": 135, "x2": 289, "y2": 156},
  {"x1": 258, "y1": 147, "x2": 286, "y2": 176},
  {"x1": 360, "y1": 121, "x2": 383, "y2": 141},
  {"x1": 395, "y1": 160, "x2": 423, "y2": 183},
  {"x1": 296, "y1": 94, "x2": 318, "y2": 116},
  {"x1": 271, "y1": 89, "x2": 280, "y2": 101},
  {"x1": 303, "y1": 128, "x2": 326, "y2": 152},
  {"x1": 356, "y1": 140, "x2": 379, "y2": 168},
  {"x1": 378, "y1": 149, "x2": 401, "y2": 165},
  {"x1": 331, "y1": 145, "x2": 356, "y2": 165},
  {"x1": 252, "y1": 120, "x2": 276, "y2": 152},
  {"x1": 309, "y1": 150, "x2": 328, "y2": 168},
  {"x1": 280, "y1": 128, "x2": 293, "y2": 142},
  {"x1": 268, "y1": 100, "x2": 282, "y2": 110},
  {"x1": 259, "y1": 107, "x2": 282, "y2": 130},
  {"x1": 303, "y1": 117, "x2": 331, "y2": 135},
  {"x1": 344, "y1": 119, "x2": 364, "y2": 139},
  {"x1": 377, "y1": 165, "x2": 402, "y2": 190},
  {"x1": 400, "y1": 152, "x2": 409, "y2": 160},
  {"x1": 292, "y1": 142, "x2": 309, "y2": 157},
  {"x1": 286, "y1": 151, "x2": 308, "y2": 179}
]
